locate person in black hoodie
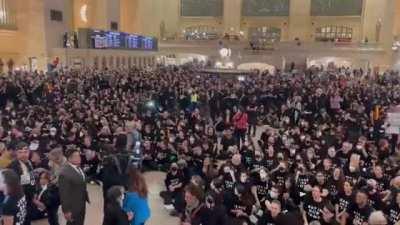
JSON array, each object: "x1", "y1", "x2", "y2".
[{"x1": 103, "y1": 186, "x2": 132, "y2": 225}]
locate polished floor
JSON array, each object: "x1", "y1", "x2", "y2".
[{"x1": 32, "y1": 171, "x2": 179, "y2": 225}]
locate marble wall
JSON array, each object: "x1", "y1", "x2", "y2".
[{"x1": 0, "y1": 0, "x2": 398, "y2": 71}]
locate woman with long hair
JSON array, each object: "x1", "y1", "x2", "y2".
[
  {"x1": 0, "y1": 169, "x2": 27, "y2": 225},
  {"x1": 103, "y1": 186, "x2": 132, "y2": 225},
  {"x1": 123, "y1": 167, "x2": 151, "y2": 225}
]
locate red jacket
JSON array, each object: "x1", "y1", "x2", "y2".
[{"x1": 233, "y1": 112, "x2": 248, "y2": 130}]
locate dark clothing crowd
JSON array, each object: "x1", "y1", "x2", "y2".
[{"x1": 0, "y1": 65, "x2": 399, "y2": 225}]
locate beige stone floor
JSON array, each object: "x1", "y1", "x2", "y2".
[{"x1": 32, "y1": 171, "x2": 179, "y2": 225}]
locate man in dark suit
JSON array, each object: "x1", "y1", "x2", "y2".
[
  {"x1": 59, "y1": 148, "x2": 89, "y2": 225},
  {"x1": 8, "y1": 141, "x2": 35, "y2": 225}
]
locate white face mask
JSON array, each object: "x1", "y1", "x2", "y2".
[
  {"x1": 29, "y1": 143, "x2": 39, "y2": 151},
  {"x1": 223, "y1": 167, "x2": 230, "y2": 174}
]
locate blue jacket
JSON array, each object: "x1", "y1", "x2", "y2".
[{"x1": 123, "y1": 192, "x2": 151, "y2": 225}]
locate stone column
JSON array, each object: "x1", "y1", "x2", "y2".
[
  {"x1": 223, "y1": 0, "x2": 242, "y2": 34},
  {"x1": 288, "y1": 0, "x2": 312, "y2": 42}
]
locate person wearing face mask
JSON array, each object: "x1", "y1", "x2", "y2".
[
  {"x1": 220, "y1": 165, "x2": 236, "y2": 191},
  {"x1": 271, "y1": 161, "x2": 288, "y2": 188},
  {"x1": 103, "y1": 186, "x2": 133, "y2": 225},
  {"x1": 163, "y1": 163, "x2": 186, "y2": 215},
  {"x1": 251, "y1": 168, "x2": 271, "y2": 208},
  {"x1": 250, "y1": 151, "x2": 266, "y2": 175}
]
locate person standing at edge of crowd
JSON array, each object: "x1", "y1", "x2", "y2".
[
  {"x1": 232, "y1": 107, "x2": 248, "y2": 148},
  {"x1": 8, "y1": 142, "x2": 35, "y2": 225},
  {"x1": 123, "y1": 167, "x2": 150, "y2": 225},
  {"x1": 58, "y1": 147, "x2": 89, "y2": 225}
]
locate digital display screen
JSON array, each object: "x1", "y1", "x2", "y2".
[{"x1": 90, "y1": 29, "x2": 157, "y2": 51}]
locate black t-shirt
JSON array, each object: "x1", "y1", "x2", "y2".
[
  {"x1": 272, "y1": 170, "x2": 288, "y2": 188},
  {"x1": 336, "y1": 150, "x2": 351, "y2": 167},
  {"x1": 265, "y1": 156, "x2": 277, "y2": 170},
  {"x1": 222, "y1": 173, "x2": 235, "y2": 190},
  {"x1": 221, "y1": 136, "x2": 236, "y2": 152},
  {"x1": 2, "y1": 195, "x2": 27, "y2": 225},
  {"x1": 252, "y1": 175, "x2": 271, "y2": 201},
  {"x1": 250, "y1": 159, "x2": 267, "y2": 173},
  {"x1": 386, "y1": 203, "x2": 400, "y2": 225},
  {"x1": 373, "y1": 175, "x2": 390, "y2": 192},
  {"x1": 335, "y1": 192, "x2": 353, "y2": 213},
  {"x1": 348, "y1": 204, "x2": 373, "y2": 225},
  {"x1": 303, "y1": 196, "x2": 325, "y2": 222},
  {"x1": 165, "y1": 172, "x2": 185, "y2": 193},
  {"x1": 296, "y1": 174, "x2": 311, "y2": 192}
]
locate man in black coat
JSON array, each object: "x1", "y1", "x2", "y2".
[{"x1": 59, "y1": 148, "x2": 90, "y2": 225}]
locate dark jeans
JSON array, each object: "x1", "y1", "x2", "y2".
[
  {"x1": 247, "y1": 124, "x2": 257, "y2": 136},
  {"x1": 47, "y1": 208, "x2": 59, "y2": 225},
  {"x1": 234, "y1": 129, "x2": 247, "y2": 147}
]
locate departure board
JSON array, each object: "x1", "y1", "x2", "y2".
[
  {"x1": 126, "y1": 34, "x2": 140, "y2": 49},
  {"x1": 90, "y1": 29, "x2": 158, "y2": 51}
]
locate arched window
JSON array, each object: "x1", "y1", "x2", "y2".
[
  {"x1": 0, "y1": 0, "x2": 17, "y2": 29},
  {"x1": 315, "y1": 25, "x2": 353, "y2": 42}
]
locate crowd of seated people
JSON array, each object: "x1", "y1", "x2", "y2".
[{"x1": 0, "y1": 64, "x2": 399, "y2": 225}]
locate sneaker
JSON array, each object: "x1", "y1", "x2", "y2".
[{"x1": 164, "y1": 204, "x2": 175, "y2": 211}]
